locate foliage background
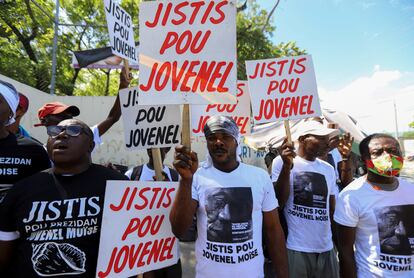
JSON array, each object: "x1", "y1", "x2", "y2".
[{"x1": 0, "y1": 0, "x2": 305, "y2": 96}]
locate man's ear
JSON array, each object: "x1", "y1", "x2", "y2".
[{"x1": 88, "y1": 141, "x2": 95, "y2": 154}]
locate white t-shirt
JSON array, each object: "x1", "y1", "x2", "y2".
[
  {"x1": 191, "y1": 163, "x2": 278, "y2": 278},
  {"x1": 125, "y1": 164, "x2": 172, "y2": 181},
  {"x1": 329, "y1": 148, "x2": 342, "y2": 181},
  {"x1": 271, "y1": 156, "x2": 337, "y2": 253},
  {"x1": 90, "y1": 125, "x2": 102, "y2": 148},
  {"x1": 334, "y1": 177, "x2": 414, "y2": 277}
]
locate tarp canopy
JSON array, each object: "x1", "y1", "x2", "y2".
[{"x1": 244, "y1": 108, "x2": 368, "y2": 154}]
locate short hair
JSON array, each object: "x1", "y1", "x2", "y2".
[{"x1": 359, "y1": 133, "x2": 399, "y2": 159}]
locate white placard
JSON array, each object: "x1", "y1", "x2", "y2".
[
  {"x1": 104, "y1": 0, "x2": 138, "y2": 63},
  {"x1": 120, "y1": 87, "x2": 181, "y2": 150},
  {"x1": 191, "y1": 81, "x2": 251, "y2": 136},
  {"x1": 245, "y1": 55, "x2": 322, "y2": 124},
  {"x1": 96, "y1": 181, "x2": 179, "y2": 278},
  {"x1": 138, "y1": 0, "x2": 237, "y2": 105}
]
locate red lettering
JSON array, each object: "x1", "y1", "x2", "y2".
[
  {"x1": 163, "y1": 188, "x2": 176, "y2": 208},
  {"x1": 236, "y1": 82, "x2": 245, "y2": 97},
  {"x1": 161, "y1": 3, "x2": 173, "y2": 26},
  {"x1": 159, "y1": 32, "x2": 178, "y2": 54},
  {"x1": 110, "y1": 187, "x2": 131, "y2": 212},
  {"x1": 171, "y1": 1, "x2": 188, "y2": 25},
  {"x1": 122, "y1": 218, "x2": 140, "y2": 241},
  {"x1": 266, "y1": 61, "x2": 277, "y2": 77},
  {"x1": 211, "y1": 1, "x2": 228, "y2": 24},
  {"x1": 294, "y1": 57, "x2": 307, "y2": 74},
  {"x1": 135, "y1": 187, "x2": 150, "y2": 210},
  {"x1": 145, "y1": 3, "x2": 163, "y2": 28},
  {"x1": 189, "y1": 1, "x2": 205, "y2": 24}
]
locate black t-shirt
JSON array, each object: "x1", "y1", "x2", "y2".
[
  {"x1": 0, "y1": 164, "x2": 127, "y2": 277},
  {"x1": 0, "y1": 133, "x2": 51, "y2": 202}
]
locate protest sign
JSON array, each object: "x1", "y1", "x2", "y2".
[
  {"x1": 119, "y1": 87, "x2": 181, "y2": 150},
  {"x1": 96, "y1": 181, "x2": 179, "y2": 277},
  {"x1": 191, "y1": 81, "x2": 251, "y2": 136},
  {"x1": 245, "y1": 55, "x2": 322, "y2": 125},
  {"x1": 71, "y1": 47, "x2": 139, "y2": 69},
  {"x1": 138, "y1": 0, "x2": 237, "y2": 105},
  {"x1": 104, "y1": 0, "x2": 137, "y2": 63}
]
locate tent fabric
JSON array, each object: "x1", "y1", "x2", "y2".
[{"x1": 243, "y1": 109, "x2": 367, "y2": 153}]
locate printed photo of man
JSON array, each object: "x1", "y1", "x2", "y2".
[
  {"x1": 293, "y1": 172, "x2": 328, "y2": 208},
  {"x1": 205, "y1": 187, "x2": 253, "y2": 243},
  {"x1": 375, "y1": 205, "x2": 414, "y2": 256}
]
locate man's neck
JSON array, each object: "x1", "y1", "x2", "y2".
[
  {"x1": 298, "y1": 147, "x2": 317, "y2": 161},
  {"x1": 0, "y1": 126, "x2": 9, "y2": 139},
  {"x1": 53, "y1": 161, "x2": 91, "y2": 175},
  {"x1": 213, "y1": 161, "x2": 239, "y2": 173},
  {"x1": 367, "y1": 171, "x2": 398, "y2": 190}
]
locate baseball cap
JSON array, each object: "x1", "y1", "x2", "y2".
[
  {"x1": 18, "y1": 93, "x2": 29, "y2": 113},
  {"x1": 34, "y1": 102, "x2": 80, "y2": 127},
  {"x1": 293, "y1": 120, "x2": 339, "y2": 140}
]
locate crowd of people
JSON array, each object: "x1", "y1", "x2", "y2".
[{"x1": 0, "y1": 75, "x2": 413, "y2": 278}]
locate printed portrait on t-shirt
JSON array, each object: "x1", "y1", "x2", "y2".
[
  {"x1": 32, "y1": 242, "x2": 86, "y2": 276},
  {"x1": 293, "y1": 172, "x2": 328, "y2": 208},
  {"x1": 375, "y1": 205, "x2": 414, "y2": 256},
  {"x1": 205, "y1": 187, "x2": 253, "y2": 243}
]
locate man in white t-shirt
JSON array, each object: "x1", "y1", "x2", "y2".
[
  {"x1": 170, "y1": 115, "x2": 288, "y2": 278},
  {"x1": 271, "y1": 121, "x2": 339, "y2": 278},
  {"x1": 335, "y1": 133, "x2": 414, "y2": 277}
]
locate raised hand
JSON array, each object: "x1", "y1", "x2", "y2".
[
  {"x1": 173, "y1": 145, "x2": 198, "y2": 180},
  {"x1": 338, "y1": 132, "x2": 354, "y2": 159}
]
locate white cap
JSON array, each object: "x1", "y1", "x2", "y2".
[
  {"x1": 0, "y1": 81, "x2": 19, "y2": 126},
  {"x1": 293, "y1": 120, "x2": 339, "y2": 140}
]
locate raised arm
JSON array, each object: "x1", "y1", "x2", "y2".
[
  {"x1": 97, "y1": 67, "x2": 131, "y2": 136},
  {"x1": 169, "y1": 145, "x2": 199, "y2": 238},
  {"x1": 273, "y1": 139, "x2": 295, "y2": 207},
  {"x1": 338, "y1": 133, "x2": 354, "y2": 187}
]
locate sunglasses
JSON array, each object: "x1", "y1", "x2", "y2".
[{"x1": 47, "y1": 125, "x2": 85, "y2": 138}]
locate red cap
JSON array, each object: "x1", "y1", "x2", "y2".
[
  {"x1": 34, "y1": 102, "x2": 80, "y2": 127},
  {"x1": 18, "y1": 93, "x2": 29, "y2": 113}
]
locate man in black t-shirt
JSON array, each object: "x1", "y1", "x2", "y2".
[
  {"x1": 0, "y1": 119, "x2": 127, "y2": 277},
  {"x1": 0, "y1": 81, "x2": 50, "y2": 202}
]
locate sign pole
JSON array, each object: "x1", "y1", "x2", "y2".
[
  {"x1": 284, "y1": 120, "x2": 292, "y2": 144},
  {"x1": 181, "y1": 104, "x2": 191, "y2": 150},
  {"x1": 151, "y1": 148, "x2": 164, "y2": 181}
]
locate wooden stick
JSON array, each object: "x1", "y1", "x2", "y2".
[
  {"x1": 181, "y1": 104, "x2": 191, "y2": 150},
  {"x1": 151, "y1": 148, "x2": 164, "y2": 181},
  {"x1": 123, "y1": 58, "x2": 130, "y2": 77},
  {"x1": 284, "y1": 120, "x2": 292, "y2": 144}
]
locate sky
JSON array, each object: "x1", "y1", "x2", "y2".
[{"x1": 258, "y1": 0, "x2": 414, "y2": 134}]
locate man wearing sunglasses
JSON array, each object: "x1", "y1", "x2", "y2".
[
  {"x1": 0, "y1": 81, "x2": 50, "y2": 203},
  {"x1": 34, "y1": 68, "x2": 132, "y2": 149},
  {"x1": 0, "y1": 118, "x2": 127, "y2": 277}
]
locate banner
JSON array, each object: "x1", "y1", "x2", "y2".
[
  {"x1": 71, "y1": 47, "x2": 139, "y2": 69},
  {"x1": 119, "y1": 88, "x2": 181, "y2": 150},
  {"x1": 96, "y1": 181, "x2": 179, "y2": 278},
  {"x1": 245, "y1": 55, "x2": 322, "y2": 124},
  {"x1": 104, "y1": 0, "x2": 138, "y2": 63},
  {"x1": 138, "y1": 0, "x2": 237, "y2": 105},
  {"x1": 191, "y1": 81, "x2": 251, "y2": 136}
]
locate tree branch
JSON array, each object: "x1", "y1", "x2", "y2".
[{"x1": 261, "y1": 0, "x2": 280, "y2": 32}]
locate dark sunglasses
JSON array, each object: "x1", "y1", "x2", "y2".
[{"x1": 47, "y1": 125, "x2": 85, "y2": 138}]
